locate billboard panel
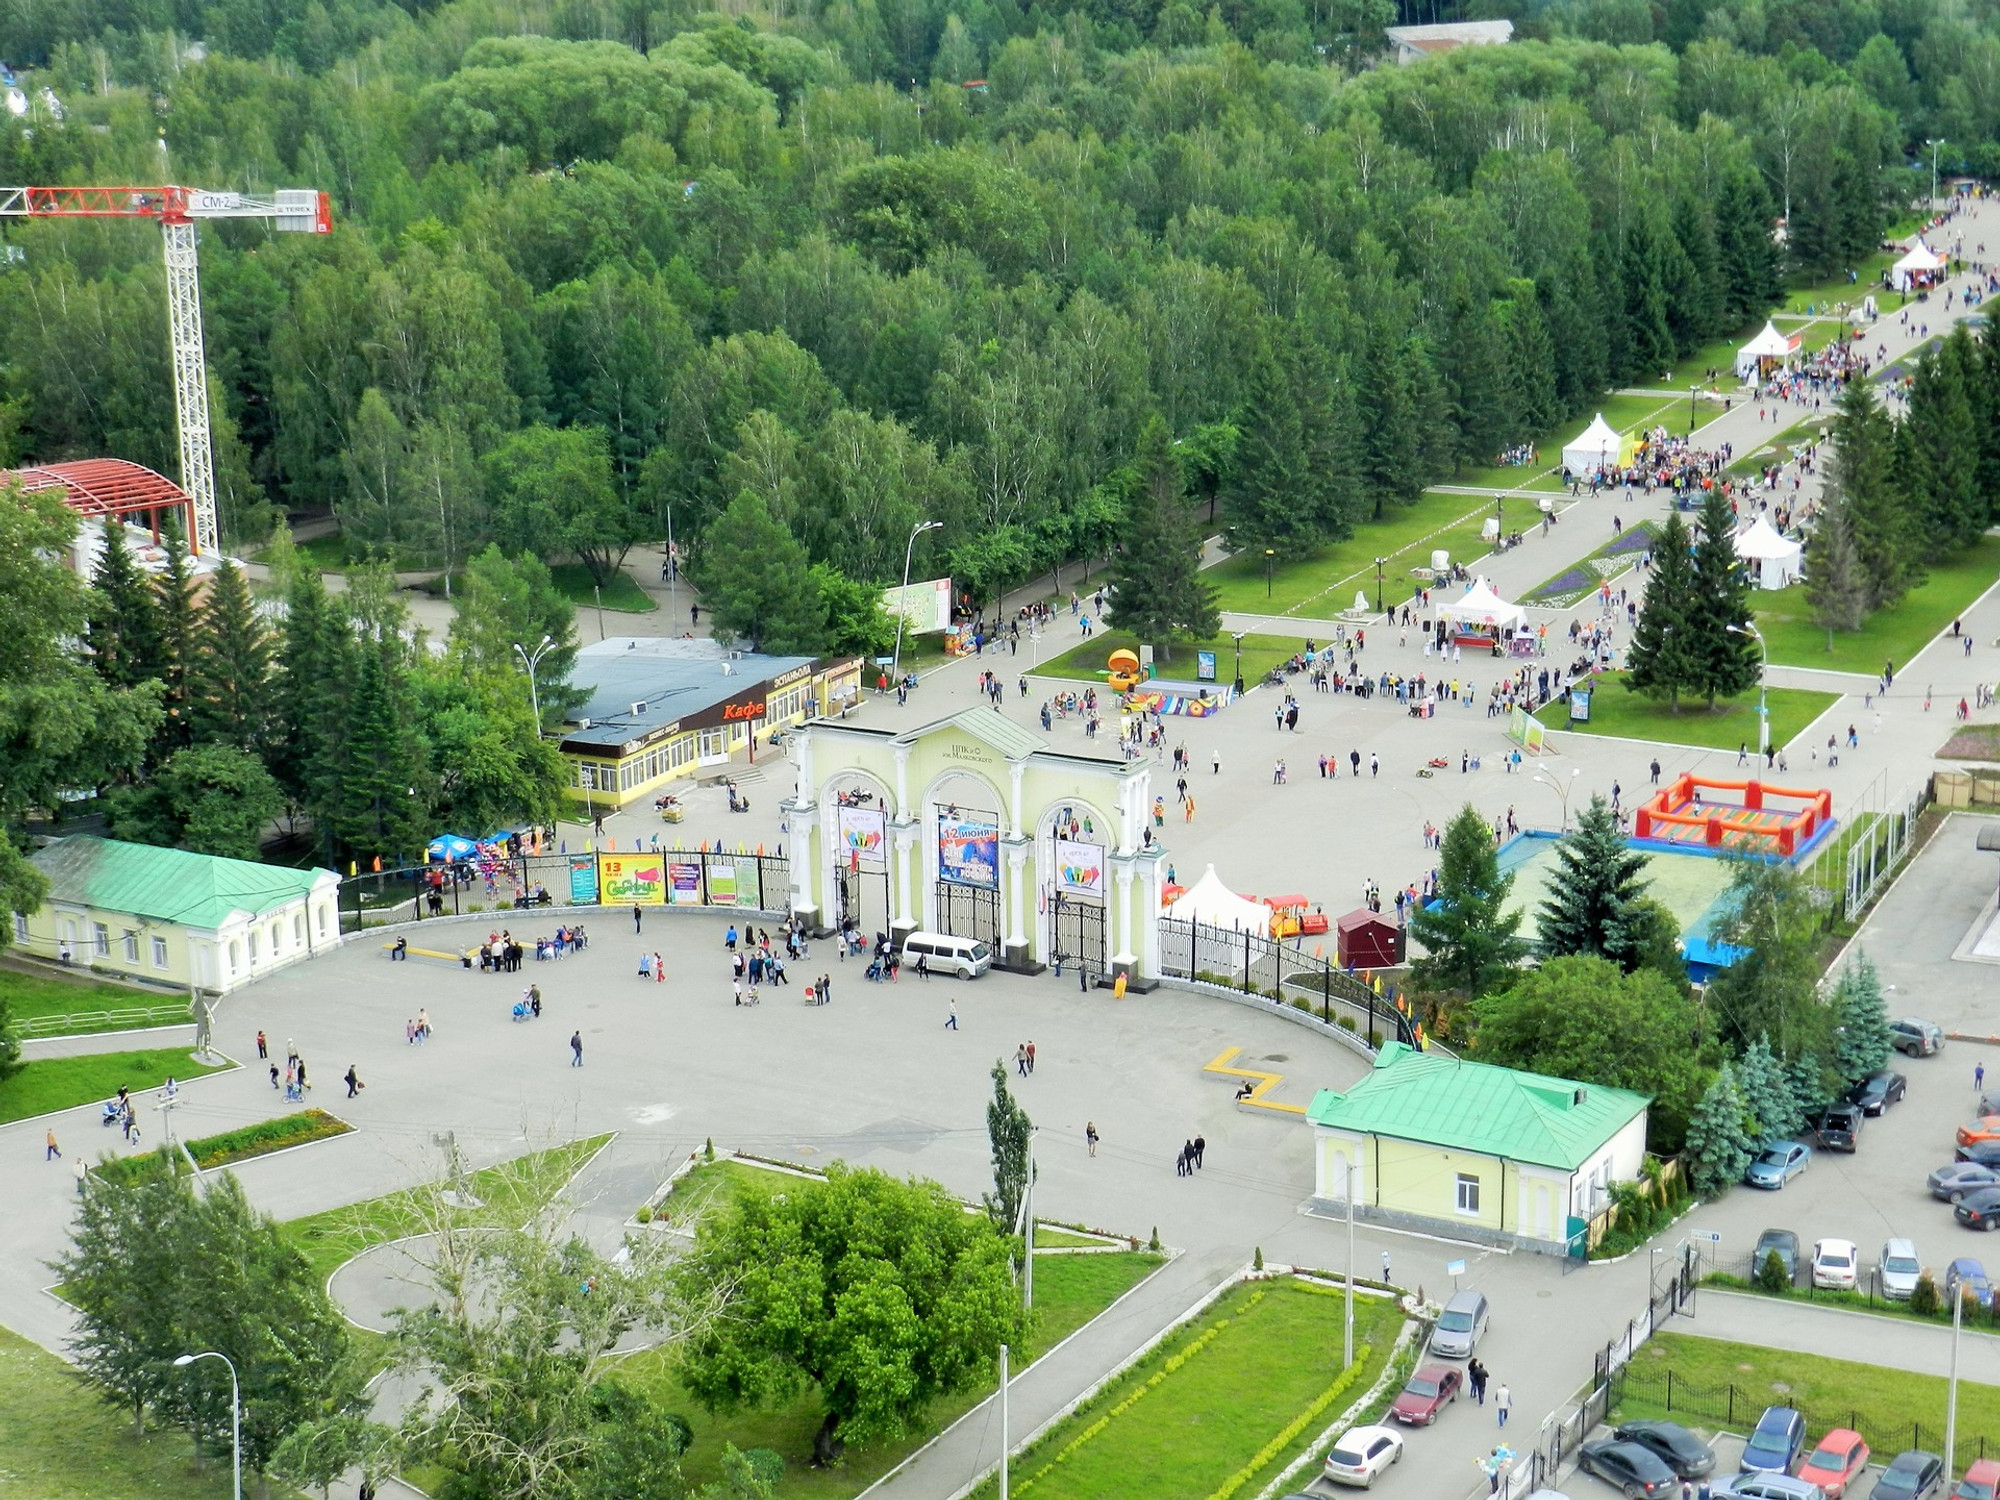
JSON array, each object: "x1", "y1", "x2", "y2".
[
  {"x1": 1054, "y1": 838, "x2": 1104, "y2": 896},
  {"x1": 882, "y1": 576, "x2": 953, "y2": 634},
  {"x1": 837, "y1": 806, "x2": 888, "y2": 869},
  {"x1": 598, "y1": 853, "x2": 665, "y2": 905},
  {"x1": 938, "y1": 814, "x2": 999, "y2": 889},
  {"x1": 567, "y1": 855, "x2": 600, "y2": 905}
]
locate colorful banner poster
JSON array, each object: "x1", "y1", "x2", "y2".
[
  {"x1": 837, "y1": 806, "x2": 887, "y2": 869},
  {"x1": 1195, "y1": 650, "x2": 1217, "y2": 682},
  {"x1": 667, "y1": 861, "x2": 703, "y2": 904},
  {"x1": 598, "y1": 853, "x2": 665, "y2": 905},
  {"x1": 567, "y1": 855, "x2": 600, "y2": 905},
  {"x1": 1054, "y1": 838, "x2": 1104, "y2": 896},
  {"x1": 938, "y1": 814, "x2": 999, "y2": 889},
  {"x1": 708, "y1": 860, "x2": 738, "y2": 906}
]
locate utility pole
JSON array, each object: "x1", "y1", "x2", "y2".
[
  {"x1": 1947, "y1": 1280, "x2": 1963, "y2": 1475},
  {"x1": 998, "y1": 1343, "x2": 1011, "y2": 1500},
  {"x1": 1015, "y1": 1130, "x2": 1037, "y2": 1310},
  {"x1": 1343, "y1": 1153, "x2": 1356, "y2": 1369}
]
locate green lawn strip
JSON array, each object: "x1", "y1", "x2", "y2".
[
  {"x1": 550, "y1": 563, "x2": 657, "y2": 614},
  {"x1": 0, "y1": 1048, "x2": 229, "y2": 1128},
  {"x1": 93, "y1": 1109, "x2": 354, "y2": 1188},
  {"x1": 966, "y1": 1279, "x2": 1399, "y2": 1500},
  {"x1": 1035, "y1": 1224, "x2": 1117, "y2": 1248},
  {"x1": 292, "y1": 532, "x2": 349, "y2": 572},
  {"x1": 282, "y1": 1134, "x2": 612, "y2": 1287},
  {"x1": 614, "y1": 1251, "x2": 1165, "y2": 1499},
  {"x1": 0, "y1": 969, "x2": 188, "y2": 1030},
  {"x1": 1533, "y1": 677, "x2": 1839, "y2": 752},
  {"x1": 1779, "y1": 250, "x2": 1900, "y2": 314},
  {"x1": 1523, "y1": 520, "x2": 1660, "y2": 607},
  {"x1": 0, "y1": 1322, "x2": 306, "y2": 1500},
  {"x1": 1724, "y1": 416, "x2": 1824, "y2": 477},
  {"x1": 1615, "y1": 1330, "x2": 2000, "y2": 1461},
  {"x1": 1204, "y1": 491, "x2": 1497, "y2": 615},
  {"x1": 1940, "y1": 724, "x2": 2000, "y2": 761},
  {"x1": 1755, "y1": 535, "x2": 2000, "y2": 674},
  {"x1": 1034, "y1": 629, "x2": 1312, "y2": 687}
]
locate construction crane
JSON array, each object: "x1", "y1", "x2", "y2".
[{"x1": 0, "y1": 184, "x2": 331, "y2": 555}]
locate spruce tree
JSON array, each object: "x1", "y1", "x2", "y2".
[
  {"x1": 1105, "y1": 417, "x2": 1219, "y2": 662},
  {"x1": 278, "y1": 568, "x2": 353, "y2": 851},
  {"x1": 86, "y1": 523, "x2": 163, "y2": 690},
  {"x1": 1293, "y1": 335, "x2": 1363, "y2": 544},
  {"x1": 188, "y1": 561, "x2": 274, "y2": 756},
  {"x1": 1900, "y1": 327, "x2": 1987, "y2": 552},
  {"x1": 334, "y1": 642, "x2": 434, "y2": 864},
  {"x1": 1359, "y1": 325, "x2": 1424, "y2": 514},
  {"x1": 696, "y1": 489, "x2": 827, "y2": 655},
  {"x1": 1831, "y1": 951, "x2": 1893, "y2": 1085},
  {"x1": 1825, "y1": 378, "x2": 1918, "y2": 610},
  {"x1": 1714, "y1": 167, "x2": 1781, "y2": 326},
  {"x1": 1686, "y1": 486, "x2": 1759, "y2": 707},
  {"x1": 1623, "y1": 512, "x2": 1700, "y2": 708},
  {"x1": 1408, "y1": 804, "x2": 1526, "y2": 1005},
  {"x1": 1803, "y1": 496, "x2": 1867, "y2": 648},
  {"x1": 1224, "y1": 337, "x2": 1313, "y2": 548},
  {"x1": 151, "y1": 528, "x2": 201, "y2": 757},
  {"x1": 1536, "y1": 794, "x2": 1652, "y2": 970},
  {"x1": 1497, "y1": 282, "x2": 1559, "y2": 442},
  {"x1": 1736, "y1": 1034, "x2": 1804, "y2": 1141},
  {"x1": 1684, "y1": 1062, "x2": 1756, "y2": 1198}
]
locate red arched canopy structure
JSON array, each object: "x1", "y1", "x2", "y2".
[{"x1": 0, "y1": 459, "x2": 194, "y2": 545}]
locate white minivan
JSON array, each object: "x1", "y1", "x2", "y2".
[{"x1": 901, "y1": 931, "x2": 993, "y2": 979}]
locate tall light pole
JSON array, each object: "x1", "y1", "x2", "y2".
[
  {"x1": 1689, "y1": 383, "x2": 1699, "y2": 436},
  {"x1": 1374, "y1": 556, "x2": 1387, "y2": 615},
  {"x1": 1231, "y1": 631, "x2": 1245, "y2": 695},
  {"x1": 1264, "y1": 547, "x2": 1276, "y2": 598},
  {"x1": 1927, "y1": 137, "x2": 1946, "y2": 205},
  {"x1": 1343, "y1": 1152, "x2": 1358, "y2": 1370},
  {"x1": 512, "y1": 634, "x2": 555, "y2": 732},
  {"x1": 891, "y1": 519, "x2": 942, "y2": 687},
  {"x1": 1727, "y1": 622, "x2": 1769, "y2": 757},
  {"x1": 1533, "y1": 766, "x2": 1581, "y2": 832},
  {"x1": 592, "y1": 583, "x2": 605, "y2": 641},
  {"x1": 1493, "y1": 492, "x2": 1503, "y2": 543},
  {"x1": 174, "y1": 1351, "x2": 241, "y2": 1500}
]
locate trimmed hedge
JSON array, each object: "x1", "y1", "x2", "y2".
[{"x1": 93, "y1": 1109, "x2": 352, "y2": 1187}]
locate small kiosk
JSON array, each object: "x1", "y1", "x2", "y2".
[{"x1": 1336, "y1": 908, "x2": 1404, "y2": 969}]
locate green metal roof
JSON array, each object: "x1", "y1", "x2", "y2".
[
  {"x1": 30, "y1": 836, "x2": 334, "y2": 932},
  {"x1": 897, "y1": 707, "x2": 1049, "y2": 761},
  {"x1": 1306, "y1": 1042, "x2": 1650, "y2": 1172}
]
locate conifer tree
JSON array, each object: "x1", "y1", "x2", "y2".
[
  {"x1": 1684, "y1": 1062, "x2": 1756, "y2": 1197},
  {"x1": 278, "y1": 568, "x2": 353, "y2": 852},
  {"x1": 86, "y1": 523, "x2": 163, "y2": 690},
  {"x1": 1623, "y1": 512, "x2": 1700, "y2": 708},
  {"x1": 1803, "y1": 494, "x2": 1868, "y2": 647},
  {"x1": 696, "y1": 489, "x2": 827, "y2": 655},
  {"x1": 1736, "y1": 1034, "x2": 1805, "y2": 1140},
  {"x1": 334, "y1": 642, "x2": 434, "y2": 864},
  {"x1": 1536, "y1": 795, "x2": 1652, "y2": 970},
  {"x1": 1408, "y1": 804, "x2": 1526, "y2": 1004},
  {"x1": 151, "y1": 528, "x2": 201, "y2": 758},
  {"x1": 1824, "y1": 379, "x2": 1918, "y2": 610},
  {"x1": 1224, "y1": 337, "x2": 1313, "y2": 549},
  {"x1": 1686, "y1": 486, "x2": 1759, "y2": 707},
  {"x1": 188, "y1": 561, "x2": 275, "y2": 755},
  {"x1": 1899, "y1": 326, "x2": 1987, "y2": 552},
  {"x1": 1105, "y1": 417, "x2": 1219, "y2": 662},
  {"x1": 1831, "y1": 951, "x2": 1893, "y2": 1085}
]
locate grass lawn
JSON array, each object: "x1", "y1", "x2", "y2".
[
  {"x1": 1941, "y1": 723, "x2": 2000, "y2": 761},
  {"x1": 1204, "y1": 490, "x2": 1498, "y2": 615},
  {"x1": 1534, "y1": 676, "x2": 1839, "y2": 751},
  {"x1": 95, "y1": 1109, "x2": 354, "y2": 1187},
  {"x1": 968, "y1": 1279, "x2": 1401, "y2": 1500},
  {"x1": 1755, "y1": 535, "x2": 2000, "y2": 673},
  {"x1": 1034, "y1": 629, "x2": 1313, "y2": 687},
  {"x1": 1725, "y1": 417, "x2": 1824, "y2": 476},
  {"x1": 1779, "y1": 250, "x2": 1898, "y2": 314},
  {"x1": 0, "y1": 1322, "x2": 302, "y2": 1500},
  {"x1": 1035, "y1": 1224, "x2": 1117, "y2": 1247},
  {"x1": 292, "y1": 531, "x2": 350, "y2": 571},
  {"x1": 0, "y1": 968, "x2": 188, "y2": 1033},
  {"x1": 0, "y1": 1048, "x2": 230, "y2": 1128},
  {"x1": 282, "y1": 1134, "x2": 611, "y2": 1286},
  {"x1": 1615, "y1": 1330, "x2": 2000, "y2": 1464},
  {"x1": 550, "y1": 563, "x2": 656, "y2": 614}
]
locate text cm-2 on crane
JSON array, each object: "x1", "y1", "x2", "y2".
[{"x1": 0, "y1": 184, "x2": 331, "y2": 556}]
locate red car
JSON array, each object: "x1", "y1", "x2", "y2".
[
  {"x1": 1798, "y1": 1429, "x2": 1871, "y2": 1497},
  {"x1": 1959, "y1": 1117, "x2": 2000, "y2": 1149},
  {"x1": 1958, "y1": 1458, "x2": 2000, "y2": 1500},
  {"x1": 1388, "y1": 1363, "x2": 1463, "y2": 1425}
]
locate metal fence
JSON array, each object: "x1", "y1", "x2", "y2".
[
  {"x1": 19, "y1": 1003, "x2": 190, "y2": 1038},
  {"x1": 1155, "y1": 918, "x2": 1421, "y2": 1050},
  {"x1": 339, "y1": 851, "x2": 792, "y2": 935},
  {"x1": 1801, "y1": 771, "x2": 1932, "y2": 923}
]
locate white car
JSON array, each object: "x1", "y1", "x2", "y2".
[
  {"x1": 1324, "y1": 1423, "x2": 1404, "y2": 1487},
  {"x1": 1812, "y1": 1237, "x2": 1859, "y2": 1290},
  {"x1": 1880, "y1": 1237, "x2": 1923, "y2": 1300}
]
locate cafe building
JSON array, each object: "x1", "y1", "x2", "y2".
[{"x1": 557, "y1": 637, "x2": 862, "y2": 809}]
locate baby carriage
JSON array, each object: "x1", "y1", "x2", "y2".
[
  {"x1": 865, "y1": 955, "x2": 886, "y2": 982},
  {"x1": 512, "y1": 1000, "x2": 532, "y2": 1022}
]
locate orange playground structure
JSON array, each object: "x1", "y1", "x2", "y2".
[{"x1": 1632, "y1": 774, "x2": 1833, "y2": 859}]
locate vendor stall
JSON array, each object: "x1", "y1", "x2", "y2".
[
  {"x1": 1732, "y1": 514, "x2": 1803, "y2": 590},
  {"x1": 1733, "y1": 321, "x2": 1800, "y2": 380},
  {"x1": 1890, "y1": 239, "x2": 1946, "y2": 293},
  {"x1": 1165, "y1": 864, "x2": 1269, "y2": 933},
  {"x1": 1561, "y1": 413, "x2": 1623, "y2": 476},
  {"x1": 1436, "y1": 577, "x2": 1528, "y2": 652}
]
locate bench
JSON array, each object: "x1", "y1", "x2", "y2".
[{"x1": 383, "y1": 941, "x2": 475, "y2": 967}]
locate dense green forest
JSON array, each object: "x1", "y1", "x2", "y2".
[{"x1": 0, "y1": 0, "x2": 1977, "y2": 637}]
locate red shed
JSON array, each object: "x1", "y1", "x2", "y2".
[{"x1": 1336, "y1": 908, "x2": 1403, "y2": 970}]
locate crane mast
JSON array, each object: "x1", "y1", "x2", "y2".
[{"x1": 0, "y1": 185, "x2": 331, "y2": 554}]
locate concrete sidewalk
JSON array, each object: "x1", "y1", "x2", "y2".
[{"x1": 1680, "y1": 1287, "x2": 2000, "y2": 1386}]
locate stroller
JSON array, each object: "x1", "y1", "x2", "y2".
[
  {"x1": 865, "y1": 955, "x2": 886, "y2": 982},
  {"x1": 101, "y1": 1099, "x2": 123, "y2": 1127}
]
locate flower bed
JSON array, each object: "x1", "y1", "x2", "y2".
[
  {"x1": 92, "y1": 1109, "x2": 352, "y2": 1186},
  {"x1": 1526, "y1": 521, "x2": 1658, "y2": 605}
]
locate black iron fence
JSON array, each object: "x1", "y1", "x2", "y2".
[
  {"x1": 339, "y1": 851, "x2": 791, "y2": 935},
  {"x1": 1155, "y1": 918, "x2": 1420, "y2": 1049}
]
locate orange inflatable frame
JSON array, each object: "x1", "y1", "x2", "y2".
[{"x1": 1632, "y1": 773, "x2": 1833, "y2": 858}]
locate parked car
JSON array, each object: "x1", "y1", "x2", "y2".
[
  {"x1": 1797, "y1": 1429, "x2": 1870, "y2": 1497},
  {"x1": 1812, "y1": 1238, "x2": 1860, "y2": 1290},
  {"x1": 1957, "y1": 1140, "x2": 2000, "y2": 1167},
  {"x1": 1947, "y1": 1257, "x2": 1996, "y2": 1308},
  {"x1": 1578, "y1": 1438, "x2": 1679, "y2": 1498},
  {"x1": 1874, "y1": 1450, "x2": 1946, "y2": 1500},
  {"x1": 1850, "y1": 1069, "x2": 1908, "y2": 1115},
  {"x1": 1388, "y1": 1363, "x2": 1463, "y2": 1425},
  {"x1": 1881, "y1": 1238, "x2": 1925, "y2": 1300},
  {"x1": 1932, "y1": 1162, "x2": 2000, "y2": 1200},
  {"x1": 1712, "y1": 1476, "x2": 1828, "y2": 1500},
  {"x1": 1612, "y1": 1420, "x2": 1716, "y2": 1479},
  {"x1": 1321, "y1": 1424, "x2": 1404, "y2": 1487},
  {"x1": 1956, "y1": 1458, "x2": 2000, "y2": 1499},
  {"x1": 1754, "y1": 1228, "x2": 1802, "y2": 1281},
  {"x1": 1741, "y1": 1407, "x2": 1807, "y2": 1474},
  {"x1": 1428, "y1": 1289, "x2": 1490, "y2": 1357},
  {"x1": 1956, "y1": 1188, "x2": 2000, "y2": 1231},
  {"x1": 1809, "y1": 1103, "x2": 1864, "y2": 1152},
  {"x1": 1959, "y1": 1117, "x2": 2000, "y2": 1149},
  {"x1": 1746, "y1": 1142, "x2": 1812, "y2": 1189},
  {"x1": 1891, "y1": 1018, "x2": 1946, "y2": 1056}
]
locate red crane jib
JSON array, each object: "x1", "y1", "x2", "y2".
[{"x1": 0, "y1": 185, "x2": 331, "y2": 231}]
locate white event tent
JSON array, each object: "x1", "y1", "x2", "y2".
[
  {"x1": 1166, "y1": 864, "x2": 1269, "y2": 934},
  {"x1": 1437, "y1": 577, "x2": 1526, "y2": 632},
  {"x1": 1890, "y1": 240, "x2": 1946, "y2": 291},
  {"x1": 1733, "y1": 515, "x2": 1803, "y2": 590},
  {"x1": 1562, "y1": 413, "x2": 1621, "y2": 474},
  {"x1": 1734, "y1": 321, "x2": 1798, "y2": 379}
]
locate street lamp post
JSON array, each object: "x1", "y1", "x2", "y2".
[
  {"x1": 1231, "y1": 632, "x2": 1245, "y2": 696},
  {"x1": 512, "y1": 634, "x2": 555, "y2": 732},
  {"x1": 1493, "y1": 493, "x2": 1503, "y2": 543},
  {"x1": 1927, "y1": 137, "x2": 1946, "y2": 205},
  {"x1": 1689, "y1": 383, "x2": 1699, "y2": 436},
  {"x1": 1727, "y1": 622, "x2": 1769, "y2": 757},
  {"x1": 592, "y1": 584, "x2": 605, "y2": 641},
  {"x1": 891, "y1": 520, "x2": 943, "y2": 689},
  {"x1": 1374, "y1": 556, "x2": 1387, "y2": 615},
  {"x1": 174, "y1": 1351, "x2": 241, "y2": 1500},
  {"x1": 1533, "y1": 766, "x2": 1582, "y2": 832},
  {"x1": 1263, "y1": 548, "x2": 1276, "y2": 599}
]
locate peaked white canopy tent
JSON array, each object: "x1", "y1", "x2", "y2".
[
  {"x1": 1890, "y1": 240, "x2": 1946, "y2": 291},
  {"x1": 1734, "y1": 321, "x2": 1799, "y2": 379},
  {"x1": 1733, "y1": 515, "x2": 1803, "y2": 590},
  {"x1": 1437, "y1": 578, "x2": 1526, "y2": 631},
  {"x1": 1562, "y1": 413, "x2": 1622, "y2": 474},
  {"x1": 1165, "y1": 864, "x2": 1269, "y2": 934}
]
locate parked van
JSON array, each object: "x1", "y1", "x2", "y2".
[
  {"x1": 1427, "y1": 1290, "x2": 1489, "y2": 1358},
  {"x1": 901, "y1": 931, "x2": 993, "y2": 979}
]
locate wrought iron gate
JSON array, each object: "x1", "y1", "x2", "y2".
[
  {"x1": 833, "y1": 866, "x2": 889, "y2": 933},
  {"x1": 1051, "y1": 892, "x2": 1105, "y2": 973},
  {"x1": 934, "y1": 881, "x2": 1000, "y2": 946}
]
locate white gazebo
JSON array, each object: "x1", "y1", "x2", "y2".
[
  {"x1": 1438, "y1": 577, "x2": 1526, "y2": 632},
  {"x1": 1562, "y1": 413, "x2": 1621, "y2": 475},
  {"x1": 1890, "y1": 240, "x2": 1946, "y2": 292},
  {"x1": 1733, "y1": 515, "x2": 1803, "y2": 590},
  {"x1": 1166, "y1": 864, "x2": 1269, "y2": 934},
  {"x1": 1734, "y1": 321, "x2": 1799, "y2": 379}
]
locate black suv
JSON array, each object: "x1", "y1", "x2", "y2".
[{"x1": 1809, "y1": 1101, "x2": 1864, "y2": 1152}]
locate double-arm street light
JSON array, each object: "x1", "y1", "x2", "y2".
[
  {"x1": 173, "y1": 1351, "x2": 241, "y2": 1500},
  {"x1": 513, "y1": 634, "x2": 556, "y2": 732},
  {"x1": 892, "y1": 520, "x2": 943, "y2": 687},
  {"x1": 1533, "y1": 765, "x2": 1582, "y2": 832},
  {"x1": 1727, "y1": 622, "x2": 1769, "y2": 757}
]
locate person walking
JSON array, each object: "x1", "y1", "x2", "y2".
[
  {"x1": 945, "y1": 999, "x2": 959, "y2": 1030},
  {"x1": 73, "y1": 1155, "x2": 88, "y2": 1195},
  {"x1": 569, "y1": 1031, "x2": 584, "y2": 1067},
  {"x1": 1469, "y1": 1358, "x2": 1488, "y2": 1403},
  {"x1": 1193, "y1": 1133, "x2": 1205, "y2": 1169},
  {"x1": 45, "y1": 1127, "x2": 60, "y2": 1161},
  {"x1": 344, "y1": 1064, "x2": 362, "y2": 1099},
  {"x1": 633, "y1": 902, "x2": 642, "y2": 933},
  {"x1": 916, "y1": 951, "x2": 930, "y2": 981},
  {"x1": 256, "y1": 1029, "x2": 268, "y2": 1060},
  {"x1": 1494, "y1": 1383, "x2": 1511, "y2": 1426},
  {"x1": 1015, "y1": 1043, "x2": 1028, "y2": 1075},
  {"x1": 1979, "y1": 1061, "x2": 1987, "y2": 1093},
  {"x1": 1027, "y1": 1040, "x2": 1036, "y2": 1073},
  {"x1": 1086, "y1": 1121, "x2": 1099, "y2": 1156},
  {"x1": 1380, "y1": 1250, "x2": 1392, "y2": 1282},
  {"x1": 1176, "y1": 1141, "x2": 1191, "y2": 1177},
  {"x1": 819, "y1": 973, "x2": 831, "y2": 1005}
]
